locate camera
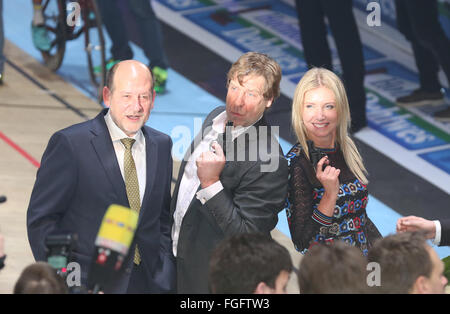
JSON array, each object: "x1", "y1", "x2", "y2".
[
  {"x1": 45, "y1": 234, "x2": 88, "y2": 293},
  {"x1": 307, "y1": 140, "x2": 327, "y2": 171},
  {"x1": 45, "y1": 234, "x2": 77, "y2": 278}
]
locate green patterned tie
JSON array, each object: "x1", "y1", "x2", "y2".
[{"x1": 121, "y1": 138, "x2": 141, "y2": 265}]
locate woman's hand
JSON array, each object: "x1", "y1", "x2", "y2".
[
  {"x1": 315, "y1": 156, "x2": 340, "y2": 217},
  {"x1": 316, "y1": 156, "x2": 340, "y2": 195}
]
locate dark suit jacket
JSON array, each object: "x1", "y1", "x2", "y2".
[
  {"x1": 440, "y1": 219, "x2": 450, "y2": 247},
  {"x1": 27, "y1": 109, "x2": 175, "y2": 293},
  {"x1": 171, "y1": 106, "x2": 288, "y2": 293}
]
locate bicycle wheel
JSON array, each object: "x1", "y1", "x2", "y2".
[
  {"x1": 81, "y1": 0, "x2": 106, "y2": 103},
  {"x1": 40, "y1": 0, "x2": 67, "y2": 71}
]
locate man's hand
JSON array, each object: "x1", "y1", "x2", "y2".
[
  {"x1": 396, "y1": 216, "x2": 436, "y2": 240},
  {"x1": 196, "y1": 142, "x2": 226, "y2": 189}
]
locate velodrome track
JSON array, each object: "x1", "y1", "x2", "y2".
[{"x1": 0, "y1": 0, "x2": 449, "y2": 293}]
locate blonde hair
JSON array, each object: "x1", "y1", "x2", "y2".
[{"x1": 291, "y1": 68, "x2": 368, "y2": 184}]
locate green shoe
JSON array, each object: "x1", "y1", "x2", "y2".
[
  {"x1": 31, "y1": 24, "x2": 51, "y2": 51},
  {"x1": 152, "y1": 66, "x2": 168, "y2": 94},
  {"x1": 94, "y1": 58, "x2": 120, "y2": 75}
]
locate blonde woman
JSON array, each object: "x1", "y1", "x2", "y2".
[{"x1": 285, "y1": 68, "x2": 381, "y2": 256}]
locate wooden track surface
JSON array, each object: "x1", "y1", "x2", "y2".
[{"x1": 0, "y1": 40, "x2": 98, "y2": 293}]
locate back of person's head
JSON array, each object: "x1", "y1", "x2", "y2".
[
  {"x1": 368, "y1": 231, "x2": 446, "y2": 294},
  {"x1": 13, "y1": 262, "x2": 68, "y2": 294},
  {"x1": 209, "y1": 233, "x2": 293, "y2": 294},
  {"x1": 298, "y1": 241, "x2": 368, "y2": 294}
]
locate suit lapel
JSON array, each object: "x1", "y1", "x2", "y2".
[
  {"x1": 90, "y1": 110, "x2": 128, "y2": 206},
  {"x1": 139, "y1": 127, "x2": 157, "y2": 221}
]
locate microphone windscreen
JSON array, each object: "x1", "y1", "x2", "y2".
[
  {"x1": 88, "y1": 204, "x2": 138, "y2": 292},
  {"x1": 95, "y1": 204, "x2": 138, "y2": 256}
]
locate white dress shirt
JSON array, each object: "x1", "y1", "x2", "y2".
[
  {"x1": 432, "y1": 220, "x2": 442, "y2": 246},
  {"x1": 171, "y1": 110, "x2": 259, "y2": 256},
  {"x1": 104, "y1": 110, "x2": 146, "y2": 206}
]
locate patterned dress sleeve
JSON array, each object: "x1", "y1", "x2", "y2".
[
  {"x1": 285, "y1": 145, "x2": 331, "y2": 253},
  {"x1": 285, "y1": 144, "x2": 382, "y2": 255}
]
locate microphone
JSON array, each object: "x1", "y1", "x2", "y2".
[
  {"x1": 88, "y1": 204, "x2": 138, "y2": 293},
  {"x1": 0, "y1": 196, "x2": 6, "y2": 203}
]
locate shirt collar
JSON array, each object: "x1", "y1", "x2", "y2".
[
  {"x1": 104, "y1": 109, "x2": 144, "y2": 144},
  {"x1": 212, "y1": 110, "x2": 262, "y2": 140}
]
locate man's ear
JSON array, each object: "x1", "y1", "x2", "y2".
[
  {"x1": 411, "y1": 276, "x2": 429, "y2": 294},
  {"x1": 103, "y1": 86, "x2": 111, "y2": 107},
  {"x1": 253, "y1": 282, "x2": 272, "y2": 294},
  {"x1": 265, "y1": 98, "x2": 274, "y2": 109},
  {"x1": 150, "y1": 89, "x2": 156, "y2": 110}
]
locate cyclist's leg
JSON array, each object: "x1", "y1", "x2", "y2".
[
  {"x1": 32, "y1": 0, "x2": 45, "y2": 25},
  {"x1": 31, "y1": 0, "x2": 51, "y2": 51}
]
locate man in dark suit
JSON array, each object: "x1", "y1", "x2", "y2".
[
  {"x1": 27, "y1": 60, "x2": 175, "y2": 293},
  {"x1": 397, "y1": 216, "x2": 450, "y2": 247},
  {"x1": 171, "y1": 52, "x2": 288, "y2": 293}
]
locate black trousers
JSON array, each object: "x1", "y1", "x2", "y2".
[
  {"x1": 395, "y1": 0, "x2": 450, "y2": 92},
  {"x1": 97, "y1": 0, "x2": 169, "y2": 69},
  {"x1": 295, "y1": 0, "x2": 366, "y2": 132}
]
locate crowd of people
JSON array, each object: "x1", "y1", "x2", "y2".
[
  {"x1": 0, "y1": 0, "x2": 449, "y2": 295},
  {"x1": 0, "y1": 50, "x2": 446, "y2": 294},
  {"x1": 2, "y1": 223, "x2": 448, "y2": 294}
]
